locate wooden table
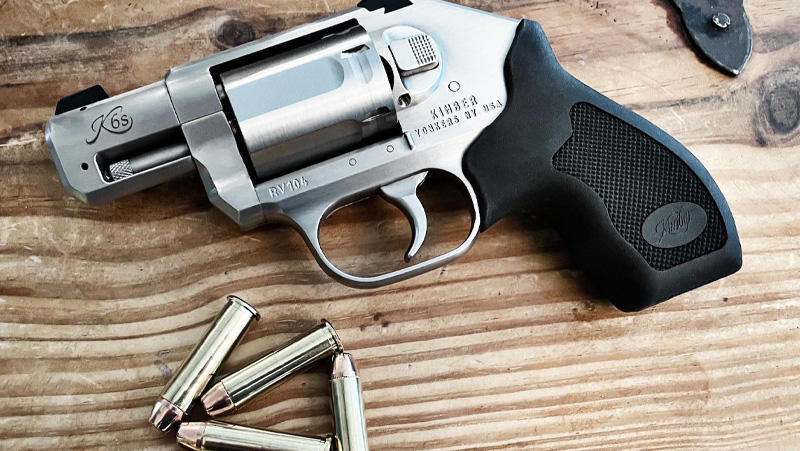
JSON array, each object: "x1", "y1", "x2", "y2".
[{"x1": 2, "y1": 0, "x2": 799, "y2": 449}]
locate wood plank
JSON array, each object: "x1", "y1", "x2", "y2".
[{"x1": 1, "y1": 0, "x2": 800, "y2": 449}]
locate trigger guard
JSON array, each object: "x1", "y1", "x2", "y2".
[{"x1": 286, "y1": 171, "x2": 482, "y2": 288}]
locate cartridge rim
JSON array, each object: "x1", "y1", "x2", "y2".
[
  {"x1": 321, "y1": 319, "x2": 343, "y2": 352},
  {"x1": 227, "y1": 295, "x2": 261, "y2": 320}
]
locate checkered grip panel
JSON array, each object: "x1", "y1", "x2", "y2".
[{"x1": 552, "y1": 102, "x2": 727, "y2": 270}]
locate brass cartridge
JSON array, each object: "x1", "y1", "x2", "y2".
[{"x1": 149, "y1": 296, "x2": 259, "y2": 431}]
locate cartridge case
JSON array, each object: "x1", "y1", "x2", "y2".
[
  {"x1": 202, "y1": 320, "x2": 342, "y2": 416},
  {"x1": 331, "y1": 353, "x2": 369, "y2": 451},
  {"x1": 149, "y1": 296, "x2": 260, "y2": 432},
  {"x1": 177, "y1": 421, "x2": 333, "y2": 451}
]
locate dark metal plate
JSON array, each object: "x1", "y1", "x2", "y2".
[{"x1": 669, "y1": 0, "x2": 753, "y2": 76}]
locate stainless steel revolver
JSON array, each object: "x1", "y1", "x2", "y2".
[{"x1": 46, "y1": 0, "x2": 742, "y2": 311}]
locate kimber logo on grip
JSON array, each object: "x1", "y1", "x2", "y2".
[
  {"x1": 86, "y1": 106, "x2": 133, "y2": 144},
  {"x1": 642, "y1": 202, "x2": 708, "y2": 248}
]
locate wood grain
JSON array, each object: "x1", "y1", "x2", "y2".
[{"x1": 2, "y1": 0, "x2": 800, "y2": 449}]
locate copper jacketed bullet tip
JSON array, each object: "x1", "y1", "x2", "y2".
[
  {"x1": 177, "y1": 422, "x2": 207, "y2": 450},
  {"x1": 149, "y1": 398, "x2": 186, "y2": 432},
  {"x1": 200, "y1": 382, "x2": 235, "y2": 416}
]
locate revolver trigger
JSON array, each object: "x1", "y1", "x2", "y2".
[{"x1": 379, "y1": 172, "x2": 428, "y2": 262}]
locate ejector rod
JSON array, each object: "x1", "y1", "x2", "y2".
[{"x1": 107, "y1": 142, "x2": 190, "y2": 181}]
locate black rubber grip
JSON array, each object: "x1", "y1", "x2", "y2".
[{"x1": 463, "y1": 20, "x2": 741, "y2": 312}]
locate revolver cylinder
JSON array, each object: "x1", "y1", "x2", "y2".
[{"x1": 218, "y1": 26, "x2": 397, "y2": 181}]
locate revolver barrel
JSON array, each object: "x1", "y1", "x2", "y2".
[{"x1": 46, "y1": 81, "x2": 195, "y2": 204}]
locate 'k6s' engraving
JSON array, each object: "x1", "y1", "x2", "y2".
[
  {"x1": 86, "y1": 106, "x2": 133, "y2": 144},
  {"x1": 268, "y1": 176, "x2": 309, "y2": 198},
  {"x1": 642, "y1": 202, "x2": 708, "y2": 249}
]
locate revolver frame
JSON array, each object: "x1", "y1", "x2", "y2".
[{"x1": 46, "y1": 0, "x2": 518, "y2": 287}]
